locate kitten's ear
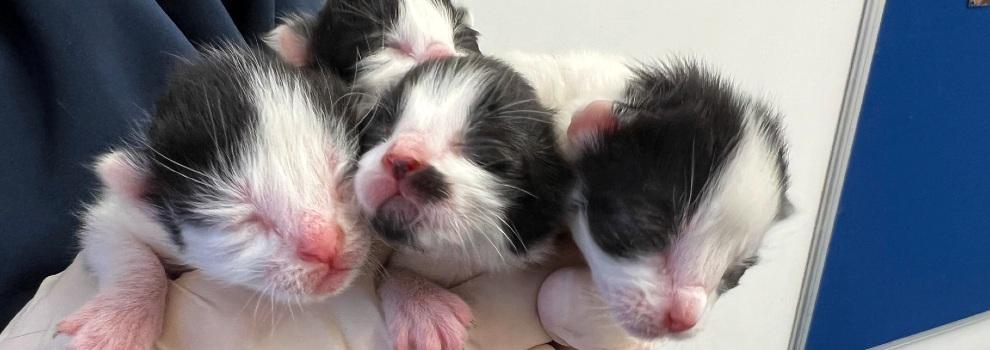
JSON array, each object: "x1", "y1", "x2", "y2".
[
  {"x1": 450, "y1": 5, "x2": 481, "y2": 53},
  {"x1": 95, "y1": 150, "x2": 148, "y2": 200},
  {"x1": 568, "y1": 100, "x2": 619, "y2": 148},
  {"x1": 264, "y1": 14, "x2": 315, "y2": 68},
  {"x1": 455, "y1": 6, "x2": 474, "y2": 27}
]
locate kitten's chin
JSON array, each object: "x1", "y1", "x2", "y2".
[{"x1": 378, "y1": 196, "x2": 420, "y2": 224}]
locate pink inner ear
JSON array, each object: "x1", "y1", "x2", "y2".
[
  {"x1": 95, "y1": 151, "x2": 145, "y2": 199},
  {"x1": 568, "y1": 100, "x2": 618, "y2": 145},
  {"x1": 267, "y1": 24, "x2": 311, "y2": 68}
]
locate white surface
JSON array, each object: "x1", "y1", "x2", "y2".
[
  {"x1": 460, "y1": 1, "x2": 866, "y2": 348},
  {"x1": 873, "y1": 310, "x2": 990, "y2": 350}
]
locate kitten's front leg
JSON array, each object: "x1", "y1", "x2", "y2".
[{"x1": 56, "y1": 238, "x2": 168, "y2": 350}]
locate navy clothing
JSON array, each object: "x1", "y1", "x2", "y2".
[{"x1": 0, "y1": 0, "x2": 323, "y2": 326}]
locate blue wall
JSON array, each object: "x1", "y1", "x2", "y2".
[{"x1": 808, "y1": 2, "x2": 990, "y2": 349}]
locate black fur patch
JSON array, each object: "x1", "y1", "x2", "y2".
[
  {"x1": 358, "y1": 77, "x2": 401, "y2": 153},
  {"x1": 308, "y1": 0, "x2": 481, "y2": 79},
  {"x1": 146, "y1": 193, "x2": 184, "y2": 248},
  {"x1": 143, "y1": 49, "x2": 260, "y2": 232},
  {"x1": 137, "y1": 47, "x2": 352, "y2": 247},
  {"x1": 578, "y1": 61, "x2": 778, "y2": 259},
  {"x1": 458, "y1": 58, "x2": 572, "y2": 254},
  {"x1": 406, "y1": 166, "x2": 449, "y2": 203},
  {"x1": 366, "y1": 56, "x2": 573, "y2": 254},
  {"x1": 370, "y1": 210, "x2": 415, "y2": 246}
]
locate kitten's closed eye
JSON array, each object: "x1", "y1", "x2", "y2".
[{"x1": 384, "y1": 38, "x2": 412, "y2": 56}]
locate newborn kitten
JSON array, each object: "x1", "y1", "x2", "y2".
[
  {"x1": 56, "y1": 47, "x2": 372, "y2": 350},
  {"x1": 357, "y1": 56, "x2": 573, "y2": 349},
  {"x1": 264, "y1": 0, "x2": 479, "y2": 113},
  {"x1": 541, "y1": 60, "x2": 791, "y2": 342}
]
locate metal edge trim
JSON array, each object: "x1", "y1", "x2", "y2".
[
  {"x1": 787, "y1": 0, "x2": 888, "y2": 348},
  {"x1": 869, "y1": 310, "x2": 990, "y2": 349}
]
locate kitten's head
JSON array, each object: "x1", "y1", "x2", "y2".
[
  {"x1": 354, "y1": 56, "x2": 572, "y2": 266},
  {"x1": 265, "y1": 0, "x2": 479, "y2": 82},
  {"x1": 99, "y1": 48, "x2": 371, "y2": 302}
]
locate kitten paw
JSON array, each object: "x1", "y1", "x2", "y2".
[
  {"x1": 56, "y1": 289, "x2": 166, "y2": 350},
  {"x1": 381, "y1": 273, "x2": 473, "y2": 350}
]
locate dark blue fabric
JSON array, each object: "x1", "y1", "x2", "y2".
[
  {"x1": 808, "y1": 2, "x2": 990, "y2": 349},
  {"x1": 0, "y1": 0, "x2": 324, "y2": 327}
]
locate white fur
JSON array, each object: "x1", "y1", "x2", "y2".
[
  {"x1": 669, "y1": 107, "x2": 782, "y2": 290},
  {"x1": 179, "y1": 65, "x2": 368, "y2": 301},
  {"x1": 80, "y1": 51, "x2": 369, "y2": 305},
  {"x1": 79, "y1": 170, "x2": 180, "y2": 285},
  {"x1": 394, "y1": 65, "x2": 485, "y2": 138},
  {"x1": 390, "y1": 0, "x2": 459, "y2": 55},
  {"x1": 63, "y1": 183, "x2": 171, "y2": 349},
  {"x1": 498, "y1": 52, "x2": 636, "y2": 159},
  {"x1": 63, "y1": 49, "x2": 374, "y2": 349},
  {"x1": 355, "y1": 64, "x2": 550, "y2": 285},
  {"x1": 570, "y1": 102, "x2": 783, "y2": 336},
  {"x1": 352, "y1": 0, "x2": 471, "y2": 114}
]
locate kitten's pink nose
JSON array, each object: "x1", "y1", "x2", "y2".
[
  {"x1": 667, "y1": 313, "x2": 698, "y2": 333},
  {"x1": 297, "y1": 213, "x2": 343, "y2": 266},
  {"x1": 416, "y1": 42, "x2": 455, "y2": 62},
  {"x1": 382, "y1": 136, "x2": 428, "y2": 180},
  {"x1": 666, "y1": 287, "x2": 707, "y2": 333},
  {"x1": 384, "y1": 154, "x2": 422, "y2": 180}
]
